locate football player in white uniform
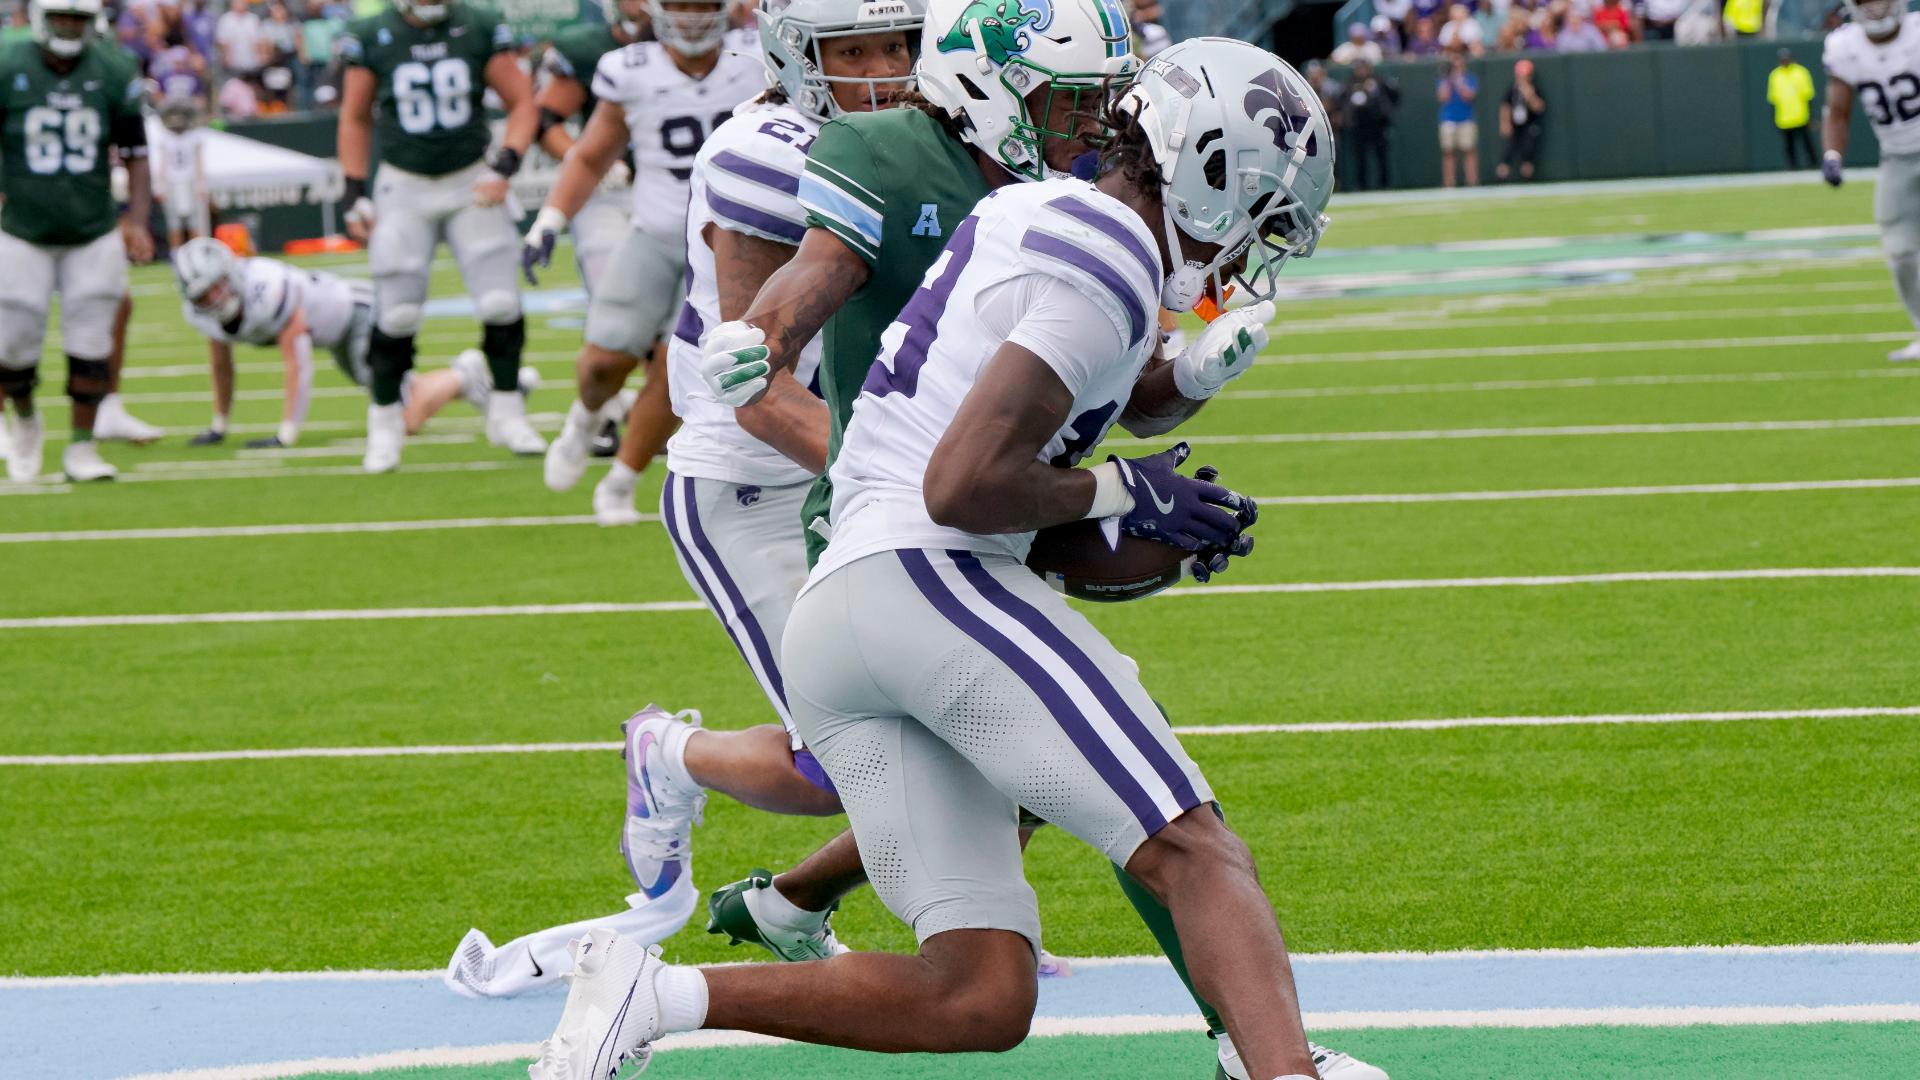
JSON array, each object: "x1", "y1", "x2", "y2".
[
  {"x1": 172, "y1": 237, "x2": 533, "y2": 447},
  {"x1": 528, "y1": 39, "x2": 1366, "y2": 1080},
  {"x1": 521, "y1": 0, "x2": 764, "y2": 525},
  {"x1": 337, "y1": 0, "x2": 544, "y2": 473},
  {"x1": 153, "y1": 97, "x2": 212, "y2": 250},
  {"x1": 442, "y1": 0, "x2": 920, "y2": 1001},
  {"x1": 1824, "y1": 0, "x2": 1920, "y2": 360}
]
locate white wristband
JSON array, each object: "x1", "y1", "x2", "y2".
[
  {"x1": 533, "y1": 205, "x2": 569, "y2": 233},
  {"x1": 1084, "y1": 460, "x2": 1136, "y2": 520}
]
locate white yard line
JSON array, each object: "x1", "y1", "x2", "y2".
[
  {"x1": 0, "y1": 516, "x2": 607, "y2": 544},
  {"x1": 0, "y1": 483, "x2": 71, "y2": 496},
  {"x1": 1220, "y1": 367, "x2": 1920, "y2": 400},
  {"x1": 1271, "y1": 302, "x2": 1902, "y2": 336},
  {"x1": 116, "y1": 460, "x2": 531, "y2": 484},
  {"x1": 1109, "y1": 416, "x2": 1920, "y2": 447},
  {"x1": 1277, "y1": 331, "x2": 1914, "y2": 364},
  {"x1": 17, "y1": 942, "x2": 1918, "y2": 986},
  {"x1": 1255, "y1": 477, "x2": 1920, "y2": 505},
  {"x1": 0, "y1": 567, "x2": 1910, "y2": 631},
  {"x1": 7, "y1": 707, "x2": 1914, "y2": 767},
  {"x1": 6, "y1": 476, "x2": 1906, "y2": 543}
]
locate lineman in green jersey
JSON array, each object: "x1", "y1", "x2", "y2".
[
  {"x1": 337, "y1": 0, "x2": 542, "y2": 473},
  {"x1": 0, "y1": 0, "x2": 154, "y2": 484},
  {"x1": 693, "y1": 5, "x2": 1381, "y2": 1079}
]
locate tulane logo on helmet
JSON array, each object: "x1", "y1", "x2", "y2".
[
  {"x1": 936, "y1": 0, "x2": 1050, "y2": 65},
  {"x1": 1244, "y1": 67, "x2": 1320, "y2": 158}
]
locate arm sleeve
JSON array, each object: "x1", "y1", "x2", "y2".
[
  {"x1": 976, "y1": 273, "x2": 1127, "y2": 398},
  {"x1": 798, "y1": 118, "x2": 884, "y2": 264},
  {"x1": 111, "y1": 73, "x2": 148, "y2": 156}
]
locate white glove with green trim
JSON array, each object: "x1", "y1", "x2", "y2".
[
  {"x1": 1172, "y1": 300, "x2": 1275, "y2": 401},
  {"x1": 698, "y1": 321, "x2": 773, "y2": 408}
]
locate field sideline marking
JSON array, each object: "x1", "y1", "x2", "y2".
[
  {"x1": 7, "y1": 477, "x2": 1912, "y2": 543},
  {"x1": 6, "y1": 707, "x2": 1914, "y2": 766},
  {"x1": 1, "y1": 568, "x2": 1913, "y2": 630},
  {"x1": 17, "y1": 942, "x2": 1919, "y2": 986},
  {"x1": 1277, "y1": 331, "x2": 1914, "y2": 364},
  {"x1": 1110, "y1": 416, "x2": 1920, "y2": 448},
  {"x1": 99, "y1": 1003, "x2": 1920, "y2": 1080},
  {"x1": 1220, "y1": 367, "x2": 1920, "y2": 401}
]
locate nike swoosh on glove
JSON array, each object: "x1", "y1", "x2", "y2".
[
  {"x1": 698, "y1": 321, "x2": 773, "y2": 408},
  {"x1": 1173, "y1": 299, "x2": 1275, "y2": 400},
  {"x1": 1108, "y1": 442, "x2": 1256, "y2": 552}
]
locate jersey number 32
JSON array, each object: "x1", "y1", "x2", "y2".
[{"x1": 1860, "y1": 73, "x2": 1920, "y2": 126}]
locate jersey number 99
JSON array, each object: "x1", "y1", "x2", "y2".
[
  {"x1": 394, "y1": 59, "x2": 473, "y2": 134},
  {"x1": 24, "y1": 106, "x2": 100, "y2": 175}
]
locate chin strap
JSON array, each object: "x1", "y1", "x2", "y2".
[{"x1": 1159, "y1": 198, "x2": 1208, "y2": 313}]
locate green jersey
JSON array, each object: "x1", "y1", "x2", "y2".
[
  {"x1": 542, "y1": 22, "x2": 617, "y2": 122},
  {"x1": 795, "y1": 107, "x2": 993, "y2": 565},
  {"x1": 0, "y1": 39, "x2": 143, "y2": 246},
  {"x1": 341, "y1": 6, "x2": 513, "y2": 177}
]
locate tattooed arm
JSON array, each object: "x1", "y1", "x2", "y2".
[
  {"x1": 739, "y1": 228, "x2": 871, "y2": 377},
  {"x1": 714, "y1": 226, "x2": 832, "y2": 474}
]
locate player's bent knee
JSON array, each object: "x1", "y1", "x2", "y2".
[
  {"x1": 65, "y1": 356, "x2": 110, "y2": 405},
  {"x1": 918, "y1": 929, "x2": 1038, "y2": 1052},
  {"x1": 376, "y1": 304, "x2": 423, "y2": 338},
  {"x1": 475, "y1": 290, "x2": 521, "y2": 325}
]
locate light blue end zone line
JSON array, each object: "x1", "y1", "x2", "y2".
[{"x1": 5, "y1": 947, "x2": 1918, "y2": 1080}]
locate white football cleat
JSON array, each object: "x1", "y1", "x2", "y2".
[
  {"x1": 1216, "y1": 1033, "x2": 1389, "y2": 1080},
  {"x1": 487, "y1": 392, "x2": 546, "y2": 455},
  {"x1": 594, "y1": 470, "x2": 644, "y2": 526},
  {"x1": 364, "y1": 403, "x2": 404, "y2": 473},
  {"x1": 1037, "y1": 950, "x2": 1073, "y2": 978},
  {"x1": 1889, "y1": 340, "x2": 1920, "y2": 363},
  {"x1": 518, "y1": 366, "x2": 541, "y2": 396},
  {"x1": 4, "y1": 411, "x2": 43, "y2": 482},
  {"x1": 622, "y1": 705, "x2": 706, "y2": 906},
  {"x1": 527, "y1": 929, "x2": 664, "y2": 1080},
  {"x1": 92, "y1": 394, "x2": 165, "y2": 444},
  {"x1": 545, "y1": 400, "x2": 594, "y2": 492},
  {"x1": 444, "y1": 927, "x2": 496, "y2": 1000},
  {"x1": 453, "y1": 349, "x2": 492, "y2": 411},
  {"x1": 62, "y1": 440, "x2": 117, "y2": 482}
]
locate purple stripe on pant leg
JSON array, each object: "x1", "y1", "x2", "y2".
[
  {"x1": 707, "y1": 188, "x2": 808, "y2": 244},
  {"x1": 1018, "y1": 229, "x2": 1150, "y2": 347},
  {"x1": 679, "y1": 475, "x2": 790, "y2": 712},
  {"x1": 950, "y1": 550, "x2": 1202, "y2": 816},
  {"x1": 661, "y1": 472, "x2": 756, "y2": 690},
  {"x1": 791, "y1": 747, "x2": 838, "y2": 795},
  {"x1": 897, "y1": 548, "x2": 1168, "y2": 836},
  {"x1": 1046, "y1": 194, "x2": 1160, "y2": 284}
]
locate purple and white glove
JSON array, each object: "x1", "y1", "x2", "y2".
[
  {"x1": 1103, "y1": 443, "x2": 1256, "y2": 553},
  {"x1": 520, "y1": 206, "x2": 566, "y2": 285},
  {"x1": 1188, "y1": 464, "x2": 1258, "y2": 583},
  {"x1": 1822, "y1": 152, "x2": 1845, "y2": 189}
]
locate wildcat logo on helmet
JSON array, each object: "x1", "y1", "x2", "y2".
[
  {"x1": 936, "y1": 0, "x2": 1051, "y2": 64},
  {"x1": 1244, "y1": 67, "x2": 1319, "y2": 158}
]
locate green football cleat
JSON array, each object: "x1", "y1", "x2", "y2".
[{"x1": 706, "y1": 869, "x2": 847, "y2": 962}]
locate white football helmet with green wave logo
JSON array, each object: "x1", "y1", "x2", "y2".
[
  {"x1": 1119, "y1": 37, "x2": 1334, "y2": 312},
  {"x1": 758, "y1": 0, "x2": 926, "y2": 121},
  {"x1": 30, "y1": 0, "x2": 102, "y2": 57},
  {"x1": 918, "y1": 0, "x2": 1136, "y2": 181}
]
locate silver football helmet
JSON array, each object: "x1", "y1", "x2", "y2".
[
  {"x1": 175, "y1": 238, "x2": 245, "y2": 324},
  {"x1": 757, "y1": 0, "x2": 925, "y2": 121},
  {"x1": 1117, "y1": 38, "x2": 1334, "y2": 312},
  {"x1": 602, "y1": 0, "x2": 648, "y2": 36},
  {"x1": 918, "y1": 0, "x2": 1137, "y2": 181},
  {"x1": 1844, "y1": 0, "x2": 1904, "y2": 35},
  {"x1": 648, "y1": 0, "x2": 732, "y2": 55},
  {"x1": 30, "y1": 0, "x2": 102, "y2": 58},
  {"x1": 393, "y1": 0, "x2": 452, "y2": 24}
]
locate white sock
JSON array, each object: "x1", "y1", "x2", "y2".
[
  {"x1": 209, "y1": 412, "x2": 228, "y2": 435},
  {"x1": 277, "y1": 420, "x2": 299, "y2": 447},
  {"x1": 662, "y1": 726, "x2": 706, "y2": 799},
  {"x1": 757, "y1": 876, "x2": 830, "y2": 928},
  {"x1": 603, "y1": 459, "x2": 638, "y2": 495},
  {"x1": 653, "y1": 964, "x2": 709, "y2": 1034}
]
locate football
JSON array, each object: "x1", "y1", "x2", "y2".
[{"x1": 1026, "y1": 519, "x2": 1189, "y2": 603}]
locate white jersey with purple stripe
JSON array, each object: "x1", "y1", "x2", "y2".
[
  {"x1": 665, "y1": 102, "x2": 826, "y2": 487},
  {"x1": 592, "y1": 31, "x2": 768, "y2": 239},
  {"x1": 813, "y1": 179, "x2": 1164, "y2": 584},
  {"x1": 181, "y1": 257, "x2": 361, "y2": 351},
  {"x1": 1826, "y1": 15, "x2": 1920, "y2": 155}
]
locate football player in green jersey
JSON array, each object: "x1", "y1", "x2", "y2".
[
  {"x1": 337, "y1": 0, "x2": 542, "y2": 473},
  {"x1": 0, "y1": 0, "x2": 154, "y2": 484}
]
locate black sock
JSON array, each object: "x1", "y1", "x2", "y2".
[
  {"x1": 482, "y1": 318, "x2": 526, "y2": 393},
  {"x1": 368, "y1": 329, "x2": 416, "y2": 406}
]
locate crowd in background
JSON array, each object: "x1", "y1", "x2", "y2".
[{"x1": 1331, "y1": 0, "x2": 1829, "y2": 62}]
